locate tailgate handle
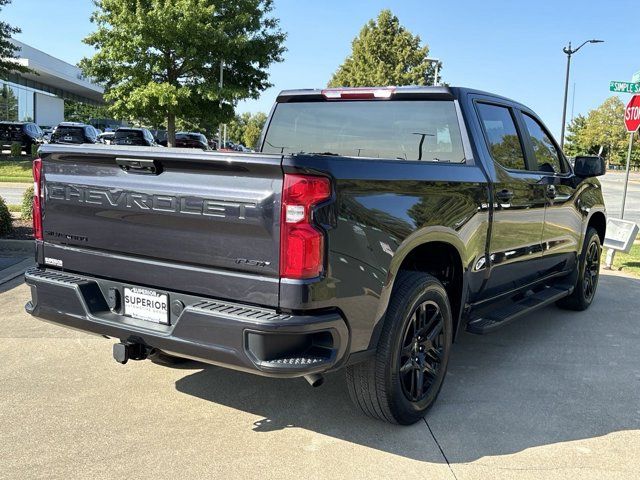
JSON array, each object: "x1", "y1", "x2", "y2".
[{"x1": 116, "y1": 157, "x2": 161, "y2": 175}]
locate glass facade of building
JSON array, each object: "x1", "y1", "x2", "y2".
[
  {"x1": 1, "y1": 71, "x2": 103, "y2": 124},
  {"x1": 0, "y1": 79, "x2": 57, "y2": 122}
]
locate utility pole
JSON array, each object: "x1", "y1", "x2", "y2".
[{"x1": 560, "y1": 39, "x2": 604, "y2": 149}]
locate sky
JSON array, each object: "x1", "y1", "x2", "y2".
[{"x1": 3, "y1": 0, "x2": 639, "y2": 138}]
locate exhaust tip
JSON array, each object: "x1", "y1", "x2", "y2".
[{"x1": 304, "y1": 373, "x2": 324, "y2": 388}]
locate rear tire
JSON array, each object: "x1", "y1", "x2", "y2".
[
  {"x1": 346, "y1": 271, "x2": 453, "y2": 424},
  {"x1": 557, "y1": 227, "x2": 601, "y2": 311}
]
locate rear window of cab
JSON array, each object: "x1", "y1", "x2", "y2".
[{"x1": 263, "y1": 100, "x2": 465, "y2": 163}]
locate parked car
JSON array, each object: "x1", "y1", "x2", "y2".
[
  {"x1": 159, "y1": 132, "x2": 210, "y2": 150},
  {"x1": 25, "y1": 86, "x2": 607, "y2": 424},
  {"x1": 112, "y1": 127, "x2": 157, "y2": 146},
  {"x1": 0, "y1": 121, "x2": 44, "y2": 152},
  {"x1": 41, "y1": 127, "x2": 54, "y2": 143},
  {"x1": 97, "y1": 132, "x2": 115, "y2": 145},
  {"x1": 50, "y1": 122, "x2": 98, "y2": 145}
]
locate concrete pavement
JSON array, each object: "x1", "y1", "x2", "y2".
[
  {"x1": 1, "y1": 270, "x2": 639, "y2": 479},
  {"x1": 0, "y1": 240, "x2": 33, "y2": 284}
]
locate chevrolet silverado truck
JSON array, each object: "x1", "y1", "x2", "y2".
[{"x1": 25, "y1": 86, "x2": 606, "y2": 424}]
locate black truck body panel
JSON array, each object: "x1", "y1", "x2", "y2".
[{"x1": 25, "y1": 86, "x2": 606, "y2": 378}]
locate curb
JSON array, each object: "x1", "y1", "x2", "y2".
[{"x1": 0, "y1": 258, "x2": 33, "y2": 285}]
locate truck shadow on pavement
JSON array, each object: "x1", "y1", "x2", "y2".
[{"x1": 175, "y1": 272, "x2": 640, "y2": 463}]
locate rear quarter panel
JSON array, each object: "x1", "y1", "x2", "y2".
[{"x1": 280, "y1": 155, "x2": 490, "y2": 352}]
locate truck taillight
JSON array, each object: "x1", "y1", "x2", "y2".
[
  {"x1": 32, "y1": 158, "x2": 43, "y2": 241},
  {"x1": 280, "y1": 174, "x2": 331, "y2": 279}
]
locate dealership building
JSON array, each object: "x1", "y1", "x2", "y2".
[{"x1": 0, "y1": 39, "x2": 104, "y2": 127}]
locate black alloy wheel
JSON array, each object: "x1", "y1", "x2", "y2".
[
  {"x1": 557, "y1": 227, "x2": 601, "y2": 311},
  {"x1": 398, "y1": 300, "x2": 445, "y2": 402},
  {"x1": 583, "y1": 240, "x2": 600, "y2": 301}
]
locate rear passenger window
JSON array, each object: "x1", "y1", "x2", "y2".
[
  {"x1": 477, "y1": 103, "x2": 526, "y2": 171},
  {"x1": 522, "y1": 113, "x2": 564, "y2": 173}
]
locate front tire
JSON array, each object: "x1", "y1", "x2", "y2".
[
  {"x1": 557, "y1": 227, "x2": 601, "y2": 311},
  {"x1": 346, "y1": 272, "x2": 453, "y2": 424}
]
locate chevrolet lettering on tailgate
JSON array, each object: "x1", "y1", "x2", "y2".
[{"x1": 47, "y1": 183, "x2": 258, "y2": 219}]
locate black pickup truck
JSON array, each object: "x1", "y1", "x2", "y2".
[{"x1": 25, "y1": 86, "x2": 606, "y2": 424}]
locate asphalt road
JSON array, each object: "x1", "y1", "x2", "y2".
[
  {"x1": 1, "y1": 271, "x2": 639, "y2": 480},
  {"x1": 600, "y1": 172, "x2": 640, "y2": 226},
  {"x1": 0, "y1": 183, "x2": 27, "y2": 206}
]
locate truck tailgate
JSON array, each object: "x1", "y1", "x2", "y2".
[{"x1": 39, "y1": 144, "x2": 283, "y2": 306}]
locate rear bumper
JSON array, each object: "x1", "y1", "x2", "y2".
[{"x1": 24, "y1": 268, "x2": 349, "y2": 378}]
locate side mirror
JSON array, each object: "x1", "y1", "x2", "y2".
[{"x1": 573, "y1": 156, "x2": 605, "y2": 177}]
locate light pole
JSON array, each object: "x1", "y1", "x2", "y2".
[
  {"x1": 218, "y1": 60, "x2": 224, "y2": 149},
  {"x1": 425, "y1": 57, "x2": 440, "y2": 86},
  {"x1": 560, "y1": 39, "x2": 604, "y2": 149}
]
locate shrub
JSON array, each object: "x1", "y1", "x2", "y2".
[
  {"x1": 0, "y1": 196, "x2": 12, "y2": 236},
  {"x1": 31, "y1": 143, "x2": 39, "y2": 158},
  {"x1": 21, "y1": 186, "x2": 34, "y2": 221},
  {"x1": 10, "y1": 142, "x2": 22, "y2": 157}
]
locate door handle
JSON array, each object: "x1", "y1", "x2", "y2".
[
  {"x1": 546, "y1": 185, "x2": 557, "y2": 199},
  {"x1": 495, "y1": 189, "x2": 514, "y2": 203}
]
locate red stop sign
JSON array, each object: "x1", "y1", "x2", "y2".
[{"x1": 625, "y1": 95, "x2": 640, "y2": 132}]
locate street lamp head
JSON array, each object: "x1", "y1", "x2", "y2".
[{"x1": 589, "y1": 39, "x2": 604, "y2": 44}]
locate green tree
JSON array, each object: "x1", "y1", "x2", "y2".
[
  {"x1": 64, "y1": 100, "x2": 110, "y2": 124},
  {"x1": 0, "y1": 0, "x2": 32, "y2": 77},
  {"x1": 243, "y1": 112, "x2": 267, "y2": 149},
  {"x1": 80, "y1": 0, "x2": 285, "y2": 147},
  {"x1": 564, "y1": 97, "x2": 640, "y2": 168},
  {"x1": 563, "y1": 114, "x2": 592, "y2": 157},
  {"x1": 328, "y1": 10, "x2": 438, "y2": 87},
  {"x1": 226, "y1": 113, "x2": 248, "y2": 145},
  {"x1": 583, "y1": 97, "x2": 628, "y2": 167},
  {"x1": 227, "y1": 111, "x2": 267, "y2": 149},
  {"x1": 0, "y1": 195, "x2": 12, "y2": 236}
]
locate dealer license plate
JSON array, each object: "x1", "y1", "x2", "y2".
[{"x1": 123, "y1": 287, "x2": 169, "y2": 324}]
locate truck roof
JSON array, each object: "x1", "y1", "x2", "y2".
[{"x1": 276, "y1": 86, "x2": 526, "y2": 110}]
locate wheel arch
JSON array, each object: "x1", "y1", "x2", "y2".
[
  {"x1": 369, "y1": 233, "x2": 469, "y2": 349},
  {"x1": 587, "y1": 210, "x2": 606, "y2": 244}
]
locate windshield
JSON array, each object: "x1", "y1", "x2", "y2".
[{"x1": 263, "y1": 100, "x2": 465, "y2": 162}]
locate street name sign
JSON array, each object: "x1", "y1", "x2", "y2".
[
  {"x1": 624, "y1": 95, "x2": 640, "y2": 132},
  {"x1": 632, "y1": 71, "x2": 640, "y2": 84},
  {"x1": 603, "y1": 218, "x2": 639, "y2": 253},
  {"x1": 610, "y1": 81, "x2": 640, "y2": 93}
]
